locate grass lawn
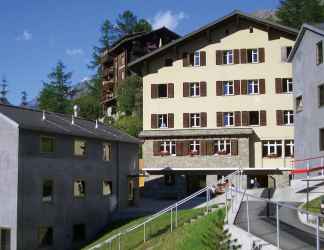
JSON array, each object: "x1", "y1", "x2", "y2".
[
  {"x1": 83, "y1": 207, "x2": 209, "y2": 250},
  {"x1": 302, "y1": 195, "x2": 323, "y2": 213}
]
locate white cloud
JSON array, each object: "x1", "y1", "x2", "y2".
[
  {"x1": 152, "y1": 10, "x2": 187, "y2": 31},
  {"x1": 16, "y1": 30, "x2": 32, "y2": 41},
  {"x1": 66, "y1": 48, "x2": 84, "y2": 56}
]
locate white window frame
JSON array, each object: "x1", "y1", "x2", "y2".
[
  {"x1": 283, "y1": 78, "x2": 293, "y2": 93},
  {"x1": 190, "y1": 140, "x2": 200, "y2": 154},
  {"x1": 194, "y1": 51, "x2": 200, "y2": 67},
  {"x1": 224, "y1": 81, "x2": 234, "y2": 96},
  {"x1": 224, "y1": 50, "x2": 233, "y2": 65},
  {"x1": 190, "y1": 113, "x2": 201, "y2": 128},
  {"x1": 214, "y1": 140, "x2": 231, "y2": 155},
  {"x1": 158, "y1": 114, "x2": 168, "y2": 128},
  {"x1": 283, "y1": 111, "x2": 294, "y2": 125},
  {"x1": 263, "y1": 140, "x2": 282, "y2": 157},
  {"x1": 285, "y1": 140, "x2": 294, "y2": 157},
  {"x1": 224, "y1": 112, "x2": 234, "y2": 127},
  {"x1": 247, "y1": 80, "x2": 259, "y2": 95},
  {"x1": 160, "y1": 141, "x2": 176, "y2": 156},
  {"x1": 251, "y1": 49, "x2": 259, "y2": 63},
  {"x1": 190, "y1": 82, "x2": 200, "y2": 97}
]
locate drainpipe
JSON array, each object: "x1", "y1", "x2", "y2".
[{"x1": 116, "y1": 142, "x2": 120, "y2": 211}]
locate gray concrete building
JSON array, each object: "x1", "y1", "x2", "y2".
[
  {"x1": 289, "y1": 24, "x2": 324, "y2": 162},
  {"x1": 0, "y1": 104, "x2": 140, "y2": 250}
]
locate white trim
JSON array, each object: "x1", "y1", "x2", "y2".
[{"x1": 143, "y1": 167, "x2": 293, "y2": 171}]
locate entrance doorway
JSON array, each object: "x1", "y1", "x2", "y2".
[
  {"x1": 0, "y1": 228, "x2": 10, "y2": 250},
  {"x1": 247, "y1": 175, "x2": 268, "y2": 189},
  {"x1": 186, "y1": 175, "x2": 206, "y2": 194}
]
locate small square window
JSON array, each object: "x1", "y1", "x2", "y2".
[
  {"x1": 317, "y1": 41, "x2": 323, "y2": 65},
  {"x1": 319, "y1": 84, "x2": 324, "y2": 107},
  {"x1": 42, "y1": 180, "x2": 53, "y2": 203},
  {"x1": 73, "y1": 224, "x2": 86, "y2": 242},
  {"x1": 103, "y1": 181, "x2": 112, "y2": 196},
  {"x1": 164, "y1": 58, "x2": 173, "y2": 67},
  {"x1": 296, "y1": 96, "x2": 303, "y2": 112},
  {"x1": 102, "y1": 143, "x2": 112, "y2": 161},
  {"x1": 74, "y1": 180, "x2": 86, "y2": 198},
  {"x1": 38, "y1": 227, "x2": 53, "y2": 247},
  {"x1": 40, "y1": 136, "x2": 55, "y2": 153},
  {"x1": 320, "y1": 128, "x2": 324, "y2": 151},
  {"x1": 74, "y1": 140, "x2": 87, "y2": 156}
]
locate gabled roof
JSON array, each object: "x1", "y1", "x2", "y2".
[
  {"x1": 288, "y1": 23, "x2": 324, "y2": 62},
  {"x1": 128, "y1": 10, "x2": 298, "y2": 70},
  {"x1": 0, "y1": 104, "x2": 139, "y2": 144}
]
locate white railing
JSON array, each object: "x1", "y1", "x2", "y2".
[{"x1": 88, "y1": 169, "x2": 243, "y2": 250}]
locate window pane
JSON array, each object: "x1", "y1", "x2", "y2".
[
  {"x1": 103, "y1": 181, "x2": 112, "y2": 196},
  {"x1": 319, "y1": 85, "x2": 324, "y2": 107},
  {"x1": 40, "y1": 137, "x2": 55, "y2": 153},
  {"x1": 158, "y1": 84, "x2": 167, "y2": 98},
  {"x1": 38, "y1": 227, "x2": 53, "y2": 247},
  {"x1": 42, "y1": 180, "x2": 53, "y2": 202},
  {"x1": 320, "y1": 128, "x2": 324, "y2": 151},
  {"x1": 74, "y1": 180, "x2": 86, "y2": 197},
  {"x1": 103, "y1": 143, "x2": 112, "y2": 161},
  {"x1": 74, "y1": 140, "x2": 86, "y2": 156},
  {"x1": 249, "y1": 111, "x2": 259, "y2": 125}
]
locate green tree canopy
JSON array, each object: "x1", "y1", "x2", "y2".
[
  {"x1": 276, "y1": 0, "x2": 324, "y2": 29},
  {"x1": 38, "y1": 61, "x2": 72, "y2": 113}
]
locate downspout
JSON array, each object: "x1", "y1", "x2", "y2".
[{"x1": 116, "y1": 142, "x2": 120, "y2": 211}]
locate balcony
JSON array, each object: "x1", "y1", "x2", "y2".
[
  {"x1": 101, "y1": 50, "x2": 113, "y2": 64},
  {"x1": 101, "y1": 81, "x2": 116, "y2": 103},
  {"x1": 102, "y1": 67, "x2": 114, "y2": 79}
]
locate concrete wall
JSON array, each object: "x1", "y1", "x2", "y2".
[
  {"x1": 141, "y1": 25, "x2": 295, "y2": 169},
  {"x1": 16, "y1": 129, "x2": 138, "y2": 250},
  {"x1": 0, "y1": 114, "x2": 19, "y2": 250},
  {"x1": 293, "y1": 30, "x2": 324, "y2": 160}
]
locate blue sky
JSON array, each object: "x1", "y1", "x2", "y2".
[{"x1": 1, "y1": 0, "x2": 280, "y2": 104}]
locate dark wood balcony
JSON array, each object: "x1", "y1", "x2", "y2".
[{"x1": 101, "y1": 81, "x2": 116, "y2": 103}]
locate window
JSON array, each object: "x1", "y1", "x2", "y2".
[
  {"x1": 40, "y1": 136, "x2": 55, "y2": 153},
  {"x1": 283, "y1": 111, "x2": 294, "y2": 125},
  {"x1": 285, "y1": 140, "x2": 294, "y2": 157},
  {"x1": 249, "y1": 111, "x2": 260, "y2": 125},
  {"x1": 320, "y1": 128, "x2": 324, "y2": 151},
  {"x1": 224, "y1": 81, "x2": 234, "y2": 95},
  {"x1": 128, "y1": 180, "x2": 134, "y2": 201},
  {"x1": 189, "y1": 140, "x2": 200, "y2": 155},
  {"x1": 249, "y1": 26, "x2": 254, "y2": 33},
  {"x1": 247, "y1": 49, "x2": 258, "y2": 63},
  {"x1": 74, "y1": 180, "x2": 86, "y2": 198},
  {"x1": 282, "y1": 78, "x2": 293, "y2": 93},
  {"x1": 319, "y1": 84, "x2": 324, "y2": 107},
  {"x1": 194, "y1": 51, "x2": 200, "y2": 66},
  {"x1": 74, "y1": 140, "x2": 87, "y2": 156},
  {"x1": 224, "y1": 112, "x2": 234, "y2": 127},
  {"x1": 42, "y1": 180, "x2": 53, "y2": 203},
  {"x1": 0, "y1": 228, "x2": 10, "y2": 250},
  {"x1": 102, "y1": 143, "x2": 112, "y2": 161},
  {"x1": 286, "y1": 46, "x2": 292, "y2": 58},
  {"x1": 190, "y1": 113, "x2": 201, "y2": 127},
  {"x1": 38, "y1": 227, "x2": 53, "y2": 247},
  {"x1": 214, "y1": 140, "x2": 231, "y2": 155},
  {"x1": 262, "y1": 140, "x2": 282, "y2": 157},
  {"x1": 282, "y1": 46, "x2": 293, "y2": 62},
  {"x1": 164, "y1": 174, "x2": 175, "y2": 186},
  {"x1": 160, "y1": 141, "x2": 176, "y2": 156},
  {"x1": 158, "y1": 84, "x2": 168, "y2": 98},
  {"x1": 190, "y1": 82, "x2": 200, "y2": 97},
  {"x1": 317, "y1": 41, "x2": 323, "y2": 65},
  {"x1": 103, "y1": 181, "x2": 112, "y2": 196},
  {"x1": 165, "y1": 58, "x2": 173, "y2": 67},
  {"x1": 223, "y1": 50, "x2": 233, "y2": 64},
  {"x1": 158, "y1": 114, "x2": 168, "y2": 128},
  {"x1": 73, "y1": 224, "x2": 86, "y2": 242},
  {"x1": 247, "y1": 80, "x2": 259, "y2": 95},
  {"x1": 296, "y1": 96, "x2": 303, "y2": 112}
]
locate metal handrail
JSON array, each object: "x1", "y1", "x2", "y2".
[{"x1": 291, "y1": 155, "x2": 324, "y2": 164}]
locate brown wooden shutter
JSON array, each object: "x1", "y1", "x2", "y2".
[
  {"x1": 216, "y1": 112, "x2": 223, "y2": 127},
  {"x1": 207, "y1": 141, "x2": 215, "y2": 155},
  {"x1": 151, "y1": 84, "x2": 157, "y2": 99},
  {"x1": 183, "y1": 53, "x2": 189, "y2": 67},
  {"x1": 176, "y1": 142, "x2": 184, "y2": 156},
  {"x1": 234, "y1": 80, "x2": 241, "y2": 95},
  {"x1": 275, "y1": 78, "x2": 283, "y2": 93},
  {"x1": 153, "y1": 141, "x2": 161, "y2": 156},
  {"x1": 200, "y1": 141, "x2": 207, "y2": 156},
  {"x1": 183, "y1": 82, "x2": 189, "y2": 97},
  {"x1": 200, "y1": 81, "x2": 207, "y2": 97},
  {"x1": 260, "y1": 110, "x2": 267, "y2": 126},
  {"x1": 201, "y1": 112, "x2": 207, "y2": 127},
  {"x1": 240, "y1": 49, "x2": 247, "y2": 64},
  {"x1": 182, "y1": 141, "x2": 190, "y2": 156},
  {"x1": 151, "y1": 114, "x2": 158, "y2": 129},
  {"x1": 168, "y1": 113, "x2": 174, "y2": 128},
  {"x1": 200, "y1": 51, "x2": 206, "y2": 66},
  {"x1": 216, "y1": 81, "x2": 223, "y2": 96},
  {"x1": 241, "y1": 80, "x2": 247, "y2": 95},
  {"x1": 259, "y1": 48, "x2": 265, "y2": 63},
  {"x1": 242, "y1": 111, "x2": 249, "y2": 126},
  {"x1": 259, "y1": 79, "x2": 265, "y2": 94},
  {"x1": 234, "y1": 111, "x2": 241, "y2": 126},
  {"x1": 231, "y1": 140, "x2": 239, "y2": 156},
  {"x1": 276, "y1": 110, "x2": 284, "y2": 125},
  {"x1": 167, "y1": 83, "x2": 174, "y2": 98},
  {"x1": 189, "y1": 53, "x2": 194, "y2": 66},
  {"x1": 216, "y1": 50, "x2": 223, "y2": 65},
  {"x1": 183, "y1": 113, "x2": 189, "y2": 128},
  {"x1": 234, "y1": 49, "x2": 240, "y2": 64}
]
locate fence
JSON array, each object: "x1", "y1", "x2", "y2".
[{"x1": 88, "y1": 170, "x2": 243, "y2": 250}]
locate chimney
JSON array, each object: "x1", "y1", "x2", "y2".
[
  {"x1": 95, "y1": 119, "x2": 98, "y2": 129},
  {"x1": 73, "y1": 105, "x2": 80, "y2": 118},
  {"x1": 71, "y1": 115, "x2": 75, "y2": 125},
  {"x1": 42, "y1": 110, "x2": 46, "y2": 121}
]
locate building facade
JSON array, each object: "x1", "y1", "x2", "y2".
[
  {"x1": 0, "y1": 104, "x2": 139, "y2": 250},
  {"x1": 100, "y1": 28, "x2": 180, "y2": 117},
  {"x1": 129, "y1": 11, "x2": 298, "y2": 197},
  {"x1": 289, "y1": 24, "x2": 324, "y2": 163}
]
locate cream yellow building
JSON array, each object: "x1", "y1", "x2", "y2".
[{"x1": 129, "y1": 11, "x2": 298, "y2": 197}]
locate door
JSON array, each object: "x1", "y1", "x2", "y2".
[
  {"x1": 0, "y1": 228, "x2": 10, "y2": 250},
  {"x1": 186, "y1": 175, "x2": 206, "y2": 194}
]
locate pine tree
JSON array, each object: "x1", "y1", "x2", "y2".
[
  {"x1": 38, "y1": 61, "x2": 72, "y2": 114},
  {"x1": 276, "y1": 0, "x2": 324, "y2": 29},
  {"x1": 21, "y1": 91, "x2": 28, "y2": 107}
]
